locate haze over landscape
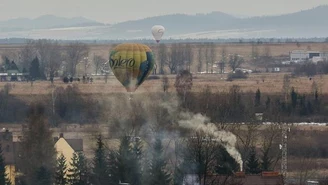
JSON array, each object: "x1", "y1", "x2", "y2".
[
  {"x1": 0, "y1": 1, "x2": 327, "y2": 40},
  {"x1": 2, "y1": 1, "x2": 328, "y2": 185}
]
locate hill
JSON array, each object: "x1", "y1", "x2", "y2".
[
  {"x1": 0, "y1": 15, "x2": 104, "y2": 32},
  {"x1": 0, "y1": 6, "x2": 328, "y2": 39}
]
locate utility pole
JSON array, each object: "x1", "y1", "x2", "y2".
[{"x1": 280, "y1": 123, "x2": 290, "y2": 185}]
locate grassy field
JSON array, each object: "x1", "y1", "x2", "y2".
[{"x1": 0, "y1": 72, "x2": 327, "y2": 96}]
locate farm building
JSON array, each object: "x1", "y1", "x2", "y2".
[
  {"x1": 289, "y1": 50, "x2": 328, "y2": 63},
  {"x1": 0, "y1": 60, "x2": 29, "y2": 81}
]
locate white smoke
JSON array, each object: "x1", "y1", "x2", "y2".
[{"x1": 178, "y1": 112, "x2": 243, "y2": 171}]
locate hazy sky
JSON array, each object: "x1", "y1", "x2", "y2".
[{"x1": 1, "y1": 0, "x2": 327, "y2": 23}]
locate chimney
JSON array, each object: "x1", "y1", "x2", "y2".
[
  {"x1": 59, "y1": 133, "x2": 64, "y2": 138},
  {"x1": 235, "y1": 172, "x2": 245, "y2": 178}
]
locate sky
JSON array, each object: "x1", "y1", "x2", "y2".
[{"x1": 0, "y1": 0, "x2": 328, "y2": 23}]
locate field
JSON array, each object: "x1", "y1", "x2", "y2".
[{"x1": 0, "y1": 72, "x2": 327, "y2": 96}]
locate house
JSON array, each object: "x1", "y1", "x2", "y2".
[
  {"x1": 54, "y1": 133, "x2": 83, "y2": 172},
  {"x1": 0, "y1": 129, "x2": 16, "y2": 185},
  {"x1": 0, "y1": 60, "x2": 29, "y2": 81}
]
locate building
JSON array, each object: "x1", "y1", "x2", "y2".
[
  {"x1": 54, "y1": 133, "x2": 83, "y2": 173},
  {"x1": 0, "y1": 129, "x2": 16, "y2": 185},
  {"x1": 0, "y1": 60, "x2": 29, "y2": 81},
  {"x1": 289, "y1": 50, "x2": 328, "y2": 63}
]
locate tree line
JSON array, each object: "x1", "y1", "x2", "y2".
[{"x1": 0, "y1": 39, "x2": 107, "y2": 80}]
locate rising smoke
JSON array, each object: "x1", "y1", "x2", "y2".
[
  {"x1": 104, "y1": 92, "x2": 243, "y2": 171},
  {"x1": 178, "y1": 112, "x2": 243, "y2": 172}
]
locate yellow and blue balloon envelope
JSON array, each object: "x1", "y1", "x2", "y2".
[{"x1": 109, "y1": 43, "x2": 155, "y2": 92}]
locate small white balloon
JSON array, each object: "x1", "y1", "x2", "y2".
[{"x1": 151, "y1": 25, "x2": 165, "y2": 43}]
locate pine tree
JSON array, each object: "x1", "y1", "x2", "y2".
[
  {"x1": 261, "y1": 150, "x2": 272, "y2": 171},
  {"x1": 68, "y1": 152, "x2": 90, "y2": 185},
  {"x1": 19, "y1": 102, "x2": 56, "y2": 185},
  {"x1": 92, "y1": 134, "x2": 110, "y2": 185},
  {"x1": 290, "y1": 87, "x2": 298, "y2": 109},
  {"x1": 29, "y1": 57, "x2": 41, "y2": 80},
  {"x1": 147, "y1": 138, "x2": 171, "y2": 185},
  {"x1": 0, "y1": 144, "x2": 11, "y2": 185},
  {"x1": 245, "y1": 147, "x2": 261, "y2": 174},
  {"x1": 255, "y1": 88, "x2": 261, "y2": 107},
  {"x1": 107, "y1": 150, "x2": 119, "y2": 185},
  {"x1": 216, "y1": 146, "x2": 239, "y2": 175},
  {"x1": 55, "y1": 154, "x2": 68, "y2": 185},
  {"x1": 35, "y1": 166, "x2": 52, "y2": 185},
  {"x1": 129, "y1": 138, "x2": 143, "y2": 185},
  {"x1": 117, "y1": 136, "x2": 133, "y2": 184}
]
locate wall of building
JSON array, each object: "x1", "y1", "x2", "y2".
[
  {"x1": 5, "y1": 165, "x2": 15, "y2": 185},
  {"x1": 54, "y1": 138, "x2": 75, "y2": 175}
]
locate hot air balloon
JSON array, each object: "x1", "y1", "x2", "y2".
[
  {"x1": 151, "y1": 25, "x2": 165, "y2": 43},
  {"x1": 109, "y1": 43, "x2": 155, "y2": 92}
]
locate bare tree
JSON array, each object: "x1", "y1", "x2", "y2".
[
  {"x1": 174, "y1": 70, "x2": 193, "y2": 104},
  {"x1": 65, "y1": 42, "x2": 89, "y2": 77},
  {"x1": 162, "y1": 75, "x2": 169, "y2": 92},
  {"x1": 234, "y1": 124, "x2": 260, "y2": 170},
  {"x1": 33, "y1": 39, "x2": 63, "y2": 79},
  {"x1": 219, "y1": 46, "x2": 227, "y2": 74},
  {"x1": 184, "y1": 43, "x2": 193, "y2": 71},
  {"x1": 184, "y1": 131, "x2": 220, "y2": 185},
  {"x1": 282, "y1": 74, "x2": 291, "y2": 102},
  {"x1": 260, "y1": 124, "x2": 281, "y2": 171},
  {"x1": 166, "y1": 43, "x2": 184, "y2": 74},
  {"x1": 46, "y1": 41, "x2": 63, "y2": 80},
  {"x1": 294, "y1": 157, "x2": 318, "y2": 185},
  {"x1": 197, "y1": 46, "x2": 203, "y2": 73},
  {"x1": 209, "y1": 43, "x2": 217, "y2": 73},
  {"x1": 229, "y1": 54, "x2": 244, "y2": 72},
  {"x1": 158, "y1": 43, "x2": 168, "y2": 74},
  {"x1": 19, "y1": 40, "x2": 37, "y2": 71},
  {"x1": 251, "y1": 43, "x2": 259, "y2": 64},
  {"x1": 93, "y1": 54, "x2": 106, "y2": 75},
  {"x1": 205, "y1": 44, "x2": 210, "y2": 73}
]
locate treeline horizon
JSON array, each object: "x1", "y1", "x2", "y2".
[{"x1": 1, "y1": 37, "x2": 328, "y2": 45}]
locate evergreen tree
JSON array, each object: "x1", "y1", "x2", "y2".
[
  {"x1": 117, "y1": 136, "x2": 132, "y2": 184},
  {"x1": 261, "y1": 150, "x2": 272, "y2": 171},
  {"x1": 55, "y1": 154, "x2": 67, "y2": 185},
  {"x1": 255, "y1": 88, "x2": 261, "y2": 107},
  {"x1": 19, "y1": 102, "x2": 56, "y2": 185},
  {"x1": 215, "y1": 146, "x2": 239, "y2": 175},
  {"x1": 107, "y1": 150, "x2": 119, "y2": 185},
  {"x1": 129, "y1": 138, "x2": 143, "y2": 185},
  {"x1": 265, "y1": 97, "x2": 271, "y2": 109},
  {"x1": 35, "y1": 166, "x2": 52, "y2": 185},
  {"x1": 29, "y1": 57, "x2": 41, "y2": 80},
  {"x1": 0, "y1": 144, "x2": 11, "y2": 185},
  {"x1": 68, "y1": 152, "x2": 90, "y2": 185},
  {"x1": 245, "y1": 147, "x2": 261, "y2": 174},
  {"x1": 147, "y1": 138, "x2": 171, "y2": 185},
  {"x1": 92, "y1": 134, "x2": 110, "y2": 185},
  {"x1": 290, "y1": 87, "x2": 298, "y2": 109}
]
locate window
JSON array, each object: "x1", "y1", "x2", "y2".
[{"x1": 6, "y1": 145, "x2": 9, "y2": 152}]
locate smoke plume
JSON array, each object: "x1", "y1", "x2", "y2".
[{"x1": 178, "y1": 112, "x2": 243, "y2": 171}]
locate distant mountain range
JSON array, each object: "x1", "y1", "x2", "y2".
[
  {"x1": 0, "y1": 15, "x2": 104, "y2": 32},
  {"x1": 0, "y1": 5, "x2": 328, "y2": 40}
]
